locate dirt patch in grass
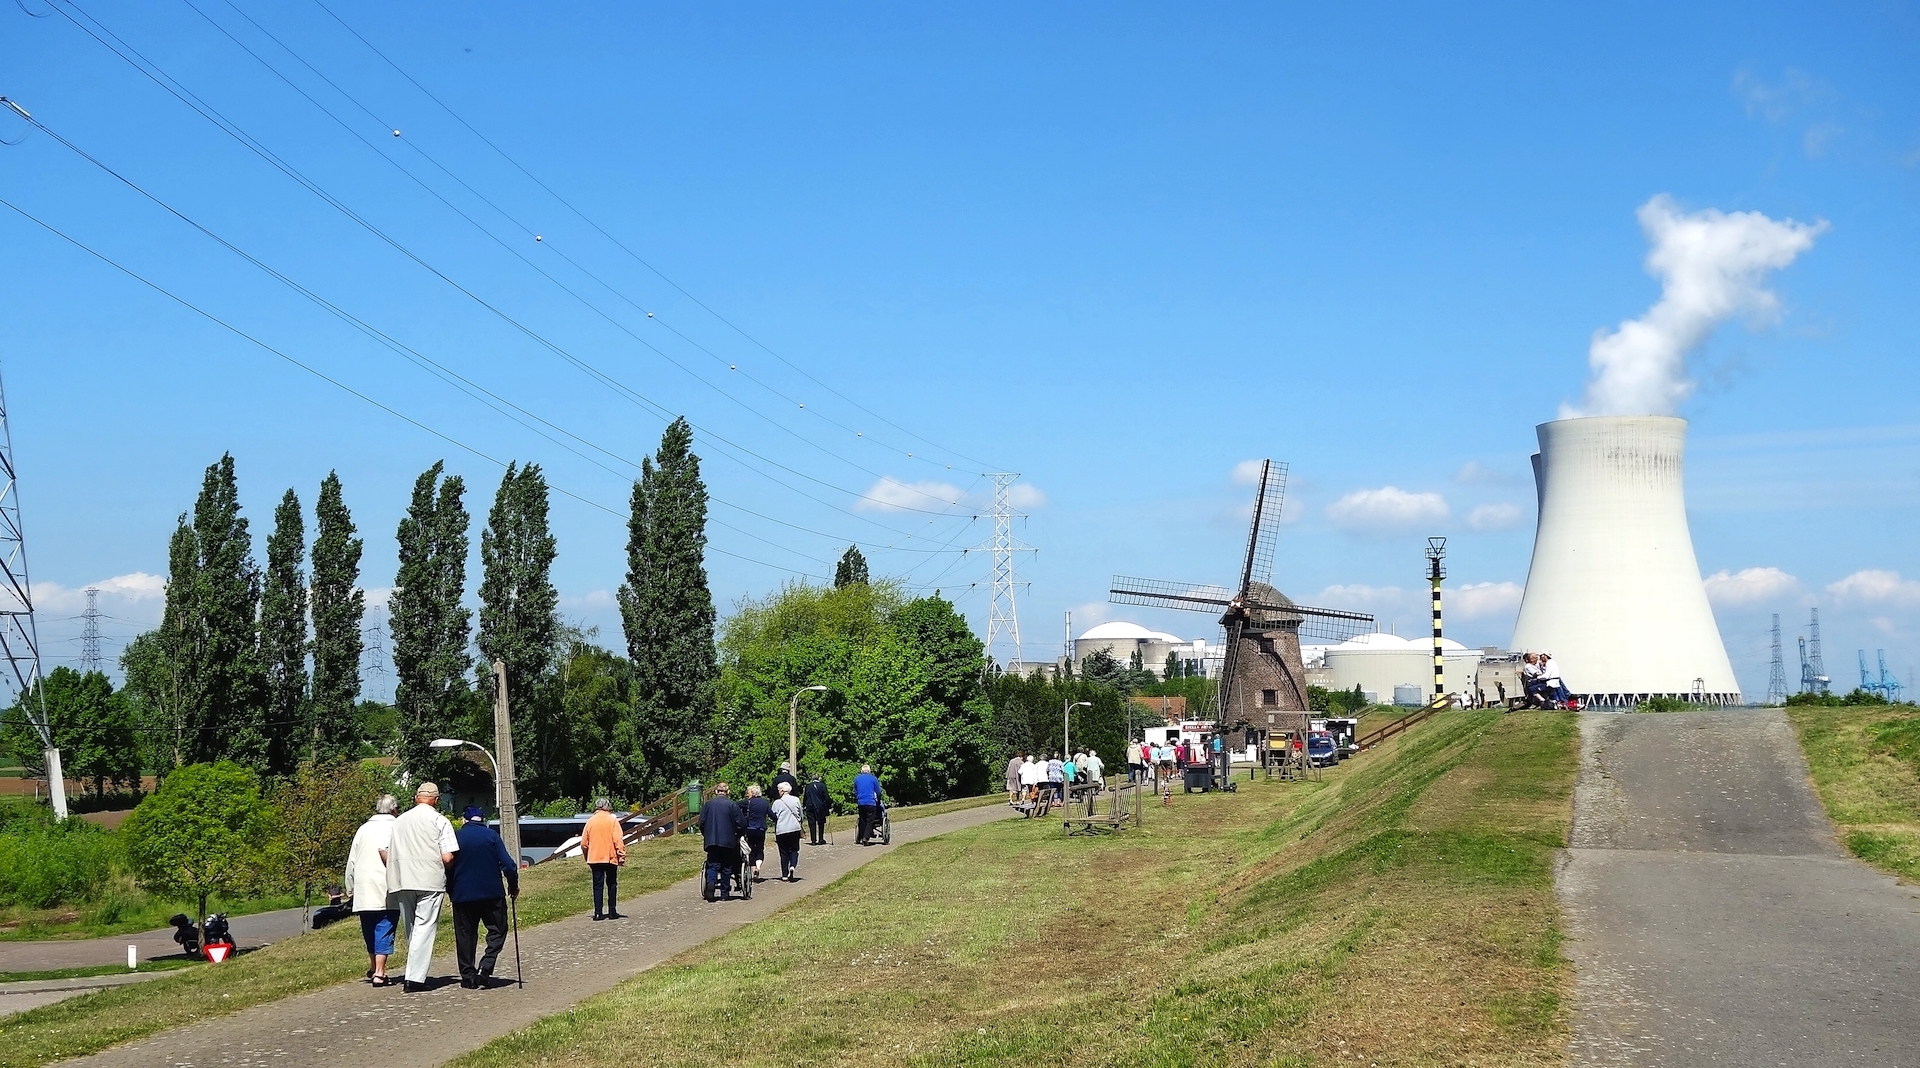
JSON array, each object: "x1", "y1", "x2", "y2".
[
  {"x1": 455, "y1": 711, "x2": 1579, "y2": 1068},
  {"x1": 1790, "y1": 704, "x2": 1920, "y2": 881}
]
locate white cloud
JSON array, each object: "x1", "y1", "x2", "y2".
[
  {"x1": 854, "y1": 477, "x2": 967, "y2": 513},
  {"x1": 1453, "y1": 461, "x2": 1524, "y2": 486},
  {"x1": 1566, "y1": 195, "x2": 1825, "y2": 418},
  {"x1": 560, "y1": 589, "x2": 617, "y2": 611},
  {"x1": 1826, "y1": 569, "x2": 1920, "y2": 607},
  {"x1": 1008, "y1": 484, "x2": 1047, "y2": 509},
  {"x1": 1313, "y1": 584, "x2": 1413, "y2": 612},
  {"x1": 1451, "y1": 581, "x2": 1525, "y2": 621},
  {"x1": 1703, "y1": 566, "x2": 1799, "y2": 606},
  {"x1": 1231, "y1": 459, "x2": 1267, "y2": 486},
  {"x1": 362, "y1": 586, "x2": 394, "y2": 610},
  {"x1": 1325, "y1": 487, "x2": 1448, "y2": 533},
  {"x1": 1466, "y1": 503, "x2": 1525, "y2": 531},
  {"x1": 26, "y1": 572, "x2": 167, "y2": 615}
]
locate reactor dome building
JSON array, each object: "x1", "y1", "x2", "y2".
[{"x1": 1509, "y1": 415, "x2": 1742, "y2": 707}]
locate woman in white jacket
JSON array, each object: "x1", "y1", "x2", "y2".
[{"x1": 342, "y1": 795, "x2": 401, "y2": 986}]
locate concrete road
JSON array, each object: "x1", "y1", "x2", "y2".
[
  {"x1": 1559, "y1": 710, "x2": 1920, "y2": 1065},
  {"x1": 0, "y1": 905, "x2": 311, "y2": 974}
]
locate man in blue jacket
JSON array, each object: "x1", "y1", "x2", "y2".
[
  {"x1": 699, "y1": 783, "x2": 747, "y2": 901},
  {"x1": 854, "y1": 764, "x2": 882, "y2": 845},
  {"x1": 450, "y1": 805, "x2": 519, "y2": 988}
]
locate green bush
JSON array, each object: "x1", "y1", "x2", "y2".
[{"x1": 0, "y1": 818, "x2": 122, "y2": 909}]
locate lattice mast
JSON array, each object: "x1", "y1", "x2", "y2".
[
  {"x1": 1426, "y1": 538, "x2": 1446, "y2": 703},
  {"x1": 0, "y1": 367, "x2": 65, "y2": 819},
  {"x1": 1766, "y1": 614, "x2": 1788, "y2": 706},
  {"x1": 1808, "y1": 608, "x2": 1830, "y2": 695},
  {"x1": 80, "y1": 587, "x2": 103, "y2": 674},
  {"x1": 981, "y1": 473, "x2": 1033, "y2": 669}
]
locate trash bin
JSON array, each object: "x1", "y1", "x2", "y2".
[
  {"x1": 681, "y1": 779, "x2": 702, "y2": 832},
  {"x1": 1182, "y1": 764, "x2": 1213, "y2": 793}
]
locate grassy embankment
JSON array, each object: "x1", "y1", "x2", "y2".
[
  {"x1": 460, "y1": 710, "x2": 1579, "y2": 1068},
  {"x1": 0, "y1": 792, "x2": 1004, "y2": 1066},
  {"x1": 1790, "y1": 703, "x2": 1920, "y2": 880}
]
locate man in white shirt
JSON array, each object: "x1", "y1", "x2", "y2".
[
  {"x1": 1019, "y1": 755, "x2": 1044, "y2": 802},
  {"x1": 342, "y1": 794, "x2": 400, "y2": 986},
  {"x1": 385, "y1": 782, "x2": 458, "y2": 992}
]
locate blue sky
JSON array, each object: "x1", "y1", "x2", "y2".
[{"x1": 3, "y1": 1, "x2": 1916, "y2": 701}]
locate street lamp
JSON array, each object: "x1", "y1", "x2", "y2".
[
  {"x1": 429, "y1": 737, "x2": 500, "y2": 818},
  {"x1": 790, "y1": 686, "x2": 829, "y2": 778},
  {"x1": 1063, "y1": 700, "x2": 1092, "y2": 758}
]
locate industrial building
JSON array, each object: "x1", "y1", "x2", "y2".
[
  {"x1": 1509, "y1": 416, "x2": 1741, "y2": 707},
  {"x1": 1072, "y1": 621, "x2": 1216, "y2": 676},
  {"x1": 1305, "y1": 633, "x2": 1484, "y2": 706}
]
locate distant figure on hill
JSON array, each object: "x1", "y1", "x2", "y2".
[
  {"x1": 580, "y1": 797, "x2": 626, "y2": 920},
  {"x1": 802, "y1": 774, "x2": 831, "y2": 845},
  {"x1": 771, "y1": 761, "x2": 799, "y2": 798}
]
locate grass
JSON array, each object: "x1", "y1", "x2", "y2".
[
  {"x1": 0, "y1": 959, "x2": 198, "y2": 984},
  {"x1": 1789, "y1": 703, "x2": 1920, "y2": 880},
  {"x1": 0, "y1": 836, "x2": 704, "y2": 1065},
  {"x1": 0, "y1": 881, "x2": 306, "y2": 942},
  {"x1": 455, "y1": 710, "x2": 1580, "y2": 1068},
  {"x1": 0, "y1": 790, "x2": 1005, "y2": 1065}
]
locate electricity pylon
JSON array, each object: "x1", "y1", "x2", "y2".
[
  {"x1": 1766, "y1": 614, "x2": 1788, "y2": 705},
  {"x1": 0, "y1": 367, "x2": 64, "y2": 818},
  {"x1": 980, "y1": 473, "x2": 1035, "y2": 670}
]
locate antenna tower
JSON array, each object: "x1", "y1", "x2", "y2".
[
  {"x1": 1765, "y1": 614, "x2": 1787, "y2": 705},
  {"x1": 80, "y1": 587, "x2": 103, "y2": 675},
  {"x1": 0, "y1": 368, "x2": 65, "y2": 819},
  {"x1": 980, "y1": 473, "x2": 1033, "y2": 669},
  {"x1": 1808, "y1": 608, "x2": 1829, "y2": 695}
]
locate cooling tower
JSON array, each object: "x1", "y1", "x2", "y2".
[{"x1": 1509, "y1": 416, "x2": 1741, "y2": 707}]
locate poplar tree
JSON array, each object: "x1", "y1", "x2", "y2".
[
  {"x1": 259, "y1": 488, "x2": 309, "y2": 777},
  {"x1": 391, "y1": 462, "x2": 472, "y2": 780},
  {"x1": 478, "y1": 462, "x2": 560, "y2": 799},
  {"x1": 834, "y1": 545, "x2": 869, "y2": 588},
  {"x1": 619, "y1": 418, "x2": 718, "y2": 796},
  {"x1": 162, "y1": 454, "x2": 267, "y2": 767},
  {"x1": 309, "y1": 472, "x2": 365, "y2": 764}
]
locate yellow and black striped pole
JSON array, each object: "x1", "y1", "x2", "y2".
[{"x1": 1426, "y1": 537, "x2": 1447, "y2": 707}]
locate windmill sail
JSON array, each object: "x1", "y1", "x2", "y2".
[{"x1": 1242, "y1": 460, "x2": 1288, "y2": 591}]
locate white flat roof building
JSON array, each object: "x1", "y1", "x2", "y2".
[
  {"x1": 1319, "y1": 633, "x2": 1483, "y2": 706},
  {"x1": 1073, "y1": 621, "x2": 1216, "y2": 677}
]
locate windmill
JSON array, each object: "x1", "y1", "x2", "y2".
[{"x1": 1109, "y1": 460, "x2": 1373, "y2": 741}]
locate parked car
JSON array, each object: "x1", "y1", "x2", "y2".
[{"x1": 1306, "y1": 730, "x2": 1339, "y2": 766}]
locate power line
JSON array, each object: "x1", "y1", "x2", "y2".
[
  {"x1": 307, "y1": 0, "x2": 999, "y2": 475},
  {"x1": 41, "y1": 1, "x2": 972, "y2": 530}
]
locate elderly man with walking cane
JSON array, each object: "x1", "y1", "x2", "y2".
[
  {"x1": 450, "y1": 805, "x2": 519, "y2": 989},
  {"x1": 385, "y1": 782, "x2": 458, "y2": 993}
]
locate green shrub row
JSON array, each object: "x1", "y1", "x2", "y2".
[{"x1": 0, "y1": 818, "x2": 122, "y2": 909}]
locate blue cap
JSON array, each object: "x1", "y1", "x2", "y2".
[{"x1": 463, "y1": 805, "x2": 486, "y2": 820}]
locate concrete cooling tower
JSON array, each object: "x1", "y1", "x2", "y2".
[{"x1": 1509, "y1": 415, "x2": 1741, "y2": 707}]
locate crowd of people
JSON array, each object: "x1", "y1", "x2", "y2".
[
  {"x1": 1004, "y1": 749, "x2": 1106, "y2": 804},
  {"x1": 337, "y1": 762, "x2": 885, "y2": 989},
  {"x1": 1520, "y1": 651, "x2": 1575, "y2": 708}
]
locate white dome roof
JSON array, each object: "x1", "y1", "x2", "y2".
[
  {"x1": 1077, "y1": 621, "x2": 1188, "y2": 643},
  {"x1": 1335, "y1": 632, "x2": 1415, "y2": 649}
]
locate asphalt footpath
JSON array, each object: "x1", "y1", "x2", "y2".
[
  {"x1": 55, "y1": 802, "x2": 1013, "y2": 1068},
  {"x1": 1558, "y1": 709, "x2": 1920, "y2": 1066},
  {"x1": 0, "y1": 907, "x2": 311, "y2": 974}
]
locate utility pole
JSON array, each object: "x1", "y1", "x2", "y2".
[
  {"x1": 80, "y1": 587, "x2": 103, "y2": 674},
  {"x1": 0, "y1": 367, "x2": 63, "y2": 819},
  {"x1": 1425, "y1": 537, "x2": 1446, "y2": 706},
  {"x1": 491, "y1": 660, "x2": 520, "y2": 865},
  {"x1": 1766, "y1": 614, "x2": 1788, "y2": 706}
]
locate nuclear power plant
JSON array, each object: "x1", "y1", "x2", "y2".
[{"x1": 1510, "y1": 415, "x2": 1742, "y2": 707}]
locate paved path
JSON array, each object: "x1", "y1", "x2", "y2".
[
  {"x1": 0, "y1": 971, "x2": 170, "y2": 1017},
  {"x1": 0, "y1": 907, "x2": 310, "y2": 973},
  {"x1": 1559, "y1": 710, "x2": 1920, "y2": 1066},
  {"x1": 57, "y1": 803, "x2": 1012, "y2": 1068}
]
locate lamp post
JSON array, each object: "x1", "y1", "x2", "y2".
[
  {"x1": 790, "y1": 685, "x2": 828, "y2": 777},
  {"x1": 429, "y1": 737, "x2": 500, "y2": 821},
  {"x1": 1064, "y1": 699, "x2": 1092, "y2": 758}
]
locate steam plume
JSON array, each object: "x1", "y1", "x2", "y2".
[{"x1": 1567, "y1": 195, "x2": 1824, "y2": 417}]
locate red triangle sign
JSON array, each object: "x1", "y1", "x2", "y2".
[{"x1": 205, "y1": 943, "x2": 232, "y2": 963}]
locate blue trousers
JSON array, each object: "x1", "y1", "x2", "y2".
[{"x1": 704, "y1": 846, "x2": 738, "y2": 898}]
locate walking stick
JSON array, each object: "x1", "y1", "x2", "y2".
[{"x1": 510, "y1": 896, "x2": 523, "y2": 989}]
